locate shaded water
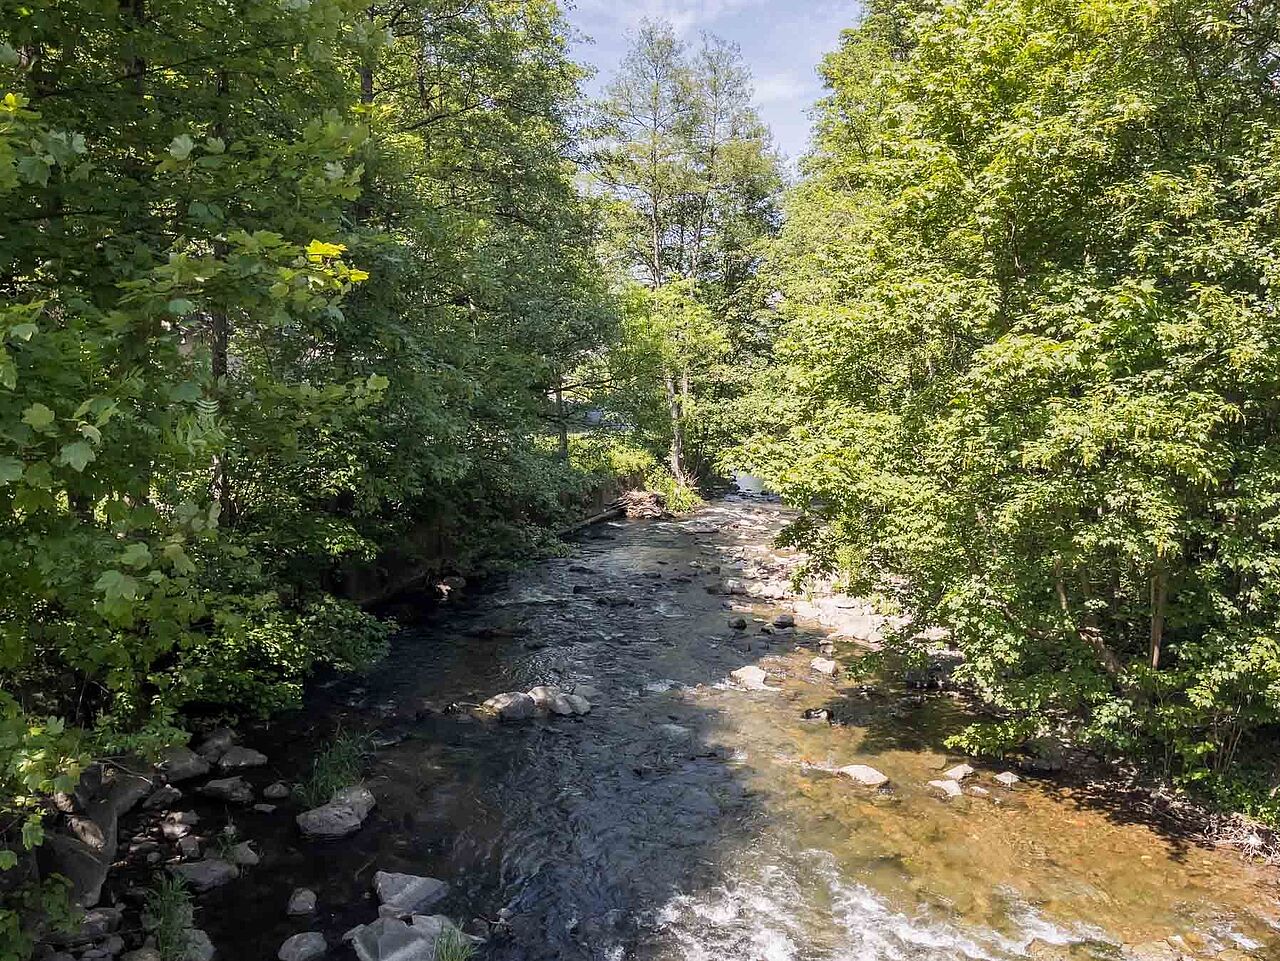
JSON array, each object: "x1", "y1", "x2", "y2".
[{"x1": 202, "y1": 500, "x2": 1280, "y2": 960}]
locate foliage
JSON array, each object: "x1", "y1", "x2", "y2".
[
  {"x1": 296, "y1": 731, "x2": 366, "y2": 810},
  {"x1": 0, "y1": 0, "x2": 617, "y2": 927},
  {"x1": 144, "y1": 874, "x2": 195, "y2": 961},
  {"x1": 434, "y1": 929, "x2": 477, "y2": 961},
  {"x1": 747, "y1": 0, "x2": 1280, "y2": 808}
]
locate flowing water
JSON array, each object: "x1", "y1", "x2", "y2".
[{"x1": 201, "y1": 499, "x2": 1280, "y2": 960}]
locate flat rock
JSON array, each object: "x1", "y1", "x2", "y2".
[
  {"x1": 199, "y1": 777, "x2": 254, "y2": 804},
  {"x1": 838, "y1": 764, "x2": 890, "y2": 788},
  {"x1": 773, "y1": 613, "x2": 796, "y2": 628},
  {"x1": 160, "y1": 747, "x2": 211, "y2": 783},
  {"x1": 995, "y1": 771, "x2": 1021, "y2": 787},
  {"x1": 928, "y1": 779, "x2": 963, "y2": 799},
  {"x1": 482, "y1": 692, "x2": 536, "y2": 722},
  {"x1": 373, "y1": 871, "x2": 449, "y2": 918},
  {"x1": 729, "y1": 665, "x2": 770, "y2": 690},
  {"x1": 943, "y1": 763, "x2": 975, "y2": 781},
  {"x1": 278, "y1": 932, "x2": 326, "y2": 961},
  {"x1": 171, "y1": 859, "x2": 238, "y2": 892},
  {"x1": 810, "y1": 657, "x2": 838, "y2": 676},
  {"x1": 218, "y1": 746, "x2": 267, "y2": 770},
  {"x1": 297, "y1": 785, "x2": 376, "y2": 839},
  {"x1": 287, "y1": 888, "x2": 318, "y2": 915}
]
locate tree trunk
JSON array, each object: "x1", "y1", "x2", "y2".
[
  {"x1": 1150, "y1": 564, "x2": 1169, "y2": 670},
  {"x1": 665, "y1": 369, "x2": 686, "y2": 483},
  {"x1": 555, "y1": 375, "x2": 568, "y2": 461}
]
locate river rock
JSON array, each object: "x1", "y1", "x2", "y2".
[
  {"x1": 838, "y1": 764, "x2": 890, "y2": 788},
  {"x1": 928, "y1": 779, "x2": 963, "y2": 799},
  {"x1": 199, "y1": 777, "x2": 254, "y2": 804},
  {"x1": 287, "y1": 887, "x2": 318, "y2": 915},
  {"x1": 572, "y1": 684, "x2": 604, "y2": 701},
  {"x1": 122, "y1": 950, "x2": 162, "y2": 961},
  {"x1": 278, "y1": 932, "x2": 326, "y2": 961},
  {"x1": 811, "y1": 657, "x2": 838, "y2": 676},
  {"x1": 40, "y1": 832, "x2": 108, "y2": 906},
  {"x1": 528, "y1": 686, "x2": 574, "y2": 716},
  {"x1": 227, "y1": 841, "x2": 259, "y2": 866},
  {"x1": 162, "y1": 811, "x2": 199, "y2": 841},
  {"x1": 728, "y1": 616, "x2": 747, "y2": 630},
  {"x1": 218, "y1": 746, "x2": 267, "y2": 770},
  {"x1": 195, "y1": 728, "x2": 236, "y2": 760},
  {"x1": 296, "y1": 785, "x2": 377, "y2": 839},
  {"x1": 171, "y1": 859, "x2": 238, "y2": 892},
  {"x1": 1125, "y1": 942, "x2": 1182, "y2": 961},
  {"x1": 943, "y1": 763, "x2": 975, "y2": 781},
  {"x1": 773, "y1": 613, "x2": 795, "y2": 628},
  {"x1": 373, "y1": 871, "x2": 449, "y2": 918},
  {"x1": 562, "y1": 693, "x2": 592, "y2": 715},
  {"x1": 482, "y1": 692, "x2": 536, "y2": 722},
  {"x1": 160, "y1": 747, "x2": 211, "y2": 783},
  {"x1": 349, "y1": 917, "x2": 435, "y2": 961},
  {"x1": 730, "y1": 665, "x2": 770, "y2": 690},
  {"x1": 177, "y1": 836, "x2": 200, "y2": 858},
  {"x1": 995, "y1": 771, "x2": 1021, "y2": 788},
  {"x1": 263, "y1": 782, "x2": 291, "y2": 800},
  {"x1": 185, "y1": 929, "x2": 215, "y2": 961},
  {"x1": 144, "y1": 784, "x2": 183, "y2": 810}
]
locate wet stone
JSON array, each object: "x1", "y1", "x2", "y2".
[
  {"x1": 263, "y1": 782, "x2": 291, "y2": 800},
  {"x1": 143, "y1": 784, "x2": 183, "y2": 810},
  {"x1": 297, "y1": 785, "x2": 376, "y2": 839},
  {"x1": 482, "y1": 691, "x2": 536, "y2": 722},
  {"x1": 171, "y1": 859, "x2": 238, "y2": 892},
  {"x1": 195, "y1": 728, "x2": 236, "y2": 760},
  {"x1": 373, "y1": 871, "x2": 449, "y2": 918},
  {"x1": 278, "y1": 932, "x2": 326, "y2": 961},
  {"x1": 839, "y1": 765, "x2": 890, "y2": 788},
  {"x1": 185, "y1": 929, "x2": 215, "y2": 961},
  {"x1": 287, "y1": 887, "x2": 318, "y2": 915},
  {"x1": 199, "y1": 777, "x2": 254, "y2": 804},
  {"x1": 218, "y1": 746, "x2": 268, "y2": 770},
  {"x1": 159, "y1": 747, "x2": 210, "y2": 783}
]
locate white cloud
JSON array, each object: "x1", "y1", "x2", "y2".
[{"x1": 573, "y1": 0, "x2": 767, "y2": 35}]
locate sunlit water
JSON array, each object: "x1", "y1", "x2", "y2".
[{"x1": 199, "y1": 500, "x2": 1280, "y2": 960}]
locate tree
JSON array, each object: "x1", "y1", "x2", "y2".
[{"x1": 747, "y1": 0, "x2": 1280, "y2": 814}]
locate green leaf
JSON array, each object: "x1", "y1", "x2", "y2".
[
  {"x1": 167, "y1": 299, "x2": 196, "y2": 316},
  {"x1": 8, "y1": 323, "x2": 37, "y2": 342},
  {"x1": 367, "y1": 373, "x2": 390, "y2": 391},
  {"x1": 169, "y1": 134, "x2": 195, "y2": 161},
  {"x1": 0, "y1": 849, "x2": 16, "y2": 871},
  {"x1": 94, "y1": 569, "x2": 139, "y2": 601},
  {"x1": 21, "y1": 403, "x2": 55, "y2": 430},
  {"x1": 120, "y1": 543, "x2": 152, "y2": 569},
  {"x1": 20, "y1": 817, "x2": 43, "y2": 851},
  {"x1": 170, "y1": 381, "x2": 202, "y2": 403},
  {"x1": 57, "y1": 441, "x2": 95, "y2": 472}
]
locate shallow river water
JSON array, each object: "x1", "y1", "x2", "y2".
[{"x1": 203, "y1": 499, "x2": 1280, "y2": 960}]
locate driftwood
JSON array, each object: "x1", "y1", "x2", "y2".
[
  {"x1": 559, "y1": 504, "x2": 625, "y2": 536},
  {"x1": 558, "y1": 489, "x2": 669, "y2": 537}
]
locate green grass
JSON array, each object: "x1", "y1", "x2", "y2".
[
  {"x1": 144, "y1": 874, "x2": 194, "y2": 961},
  {"x1": 296, "y1": 730, "x2": 366, "y2": 808},
  {"x1": 433, "y1": 929, "x2": 476, "y2": 961}
]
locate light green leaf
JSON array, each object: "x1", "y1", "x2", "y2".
[
  {"x1": 120, "y1": 543, "x2": 152, "y2": 569},
  {"x1": 168, "y1": 134, "x2": 195, "y2": 161},
  {"x1": 0, "y1": 457, "x2": 21, "y2": 485},
  {"x1": 167, "y1": 299, "x2": 196, "y2": 316},
  {"x1": 8, "y1": 323, "x2": 37, "y2": 342},
  {"x1": 22, "y1": 403, "x2": 55, "y2": 430},
  {"x1": 57, "y1": 440, "x2": 95, "y2": 472}
]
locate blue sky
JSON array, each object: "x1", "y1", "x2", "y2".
[{"x1": 566, "y1": 0, "x2": 862, "y2": 163}]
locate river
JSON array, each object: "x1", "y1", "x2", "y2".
[{"x1": 202, "y1": 498, "x2": 1280, "y2": 960}]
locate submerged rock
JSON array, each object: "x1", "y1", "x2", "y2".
[
  {"x1": 728, "y1": 616, "x2": 748, "y2": 630},
  {"x1": 278, "y1": 932, "x2": 326, "y2": 961},
  {"x1": 482, "y1": 692, "x2": 536, "y2": 722},
  {"x1": 773, "y1": 613, "x2": 796, "y2": 628},
  {"x1": 349, "y1": 917, "x2": 434, "y2": 961},
  {"x1": 838, "y1": 765, "x2": 890, "y2": 788},
  {"x1": 562, "y1": 693, "x2": 592, "y2": 715},
  {"x1": 373, "y1": 871, "x2": 449, "y2": 918},
  {"x1": 730, "y1": 665, "x2": 771, "y2": 690},
  {"x1": 927, "y1": 779, "x2": 963, "y2": 799},
  {"x1": 297, "y1": 785, "x2": 377, "y2": 839}
]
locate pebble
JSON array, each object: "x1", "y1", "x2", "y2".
[{"x1": 288, "y1": 887, "x2": 318, "y2": 915}]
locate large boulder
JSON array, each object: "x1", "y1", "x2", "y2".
[
  {"x1": 481, "y1": 692, "x2": 536, "y2": 722},
  {"x1": 278, "y1": 932, "x2": 326, "y2": 961},
  {"x1": 373, "y1": 871, "x2": 449, "y2": 918},
  {"x1": 838, "y1": 765, "x2": 890, "y2": 788},
  {"x1": 297, "y1": 785, "x2": 376, "y2": 839},
  {"x1": 528, "y1": 686, "x2": 575, "y2": 716}
]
